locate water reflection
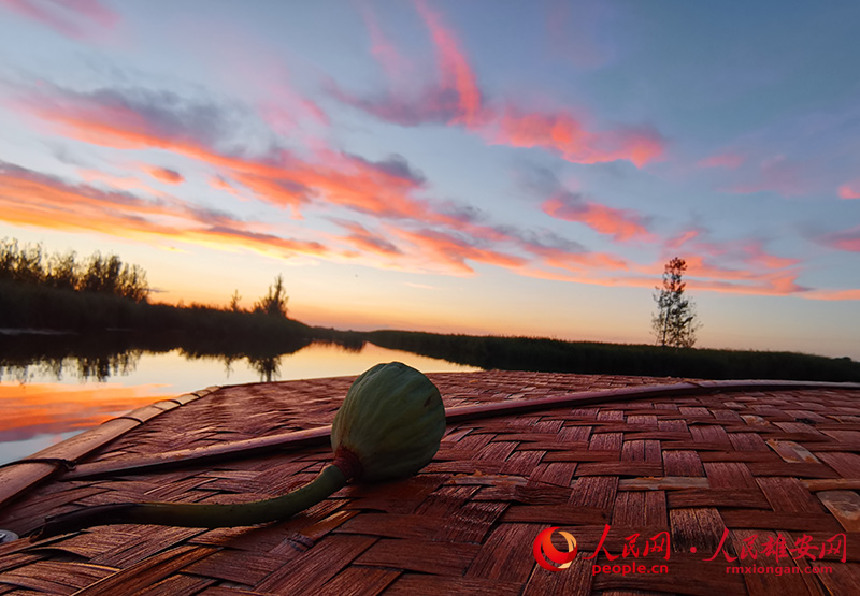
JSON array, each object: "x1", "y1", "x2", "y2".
[
  {"x1": 0, "y1": 332, "x2": 147, "y2": 383},
  {"x1": 0, "y1": 332, "x2": 319, "y2": 383},
  {"x1": 0, "y1": 333, "x2": 481, "y2": 465},
  {"x1": 1, "y1": 351, "x2": 143, "y2": 383}
]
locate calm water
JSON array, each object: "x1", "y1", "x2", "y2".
[{"x1": 0, "y1": 340, "x2": 480, "y2": 465}]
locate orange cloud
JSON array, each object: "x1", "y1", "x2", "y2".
[
  {"x1": 16, "y1": 84, "x2": 439, "y2": 224},
  {"x1": 146, "y1": 165, "x2": 184, "y2": 185},
  {"x1": 11, "y1": 83, "x2": 852, "y2": 303},
  {"x1": 77, "y1": 168, "x2": 167, "y2": 197},
  {"x1": 335, "y1": 220, "x2": 402, "y2": 257},
  {"x1": 493, "y1": 107, "x2": 664, "y2": 167},
  {"x1": 0, "y1": 160, "x2": 330, "y2": 260},
  {"x1": 530, "y1": 244, "x2": 630, "y2": 273},
  {"x1": 395, "y1": 228, "x2": 527, "y2": 275},
  {"x1": 542, "y1": 193, "x2": 653, "y2": 242},
  {"x1": 804, "y1": 288, "x2": 860, "y2": 301}
]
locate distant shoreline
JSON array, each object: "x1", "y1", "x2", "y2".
[
  {"x1": 1, "y1": 322, "x2": 858, "y2": 383},
  {"x1": 0, "y1": 328, "x2": 77, "y2": 336}
]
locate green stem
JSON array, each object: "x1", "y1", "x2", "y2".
[{"x1": 35, "y1": 463, "x2": 348, "y2": 538}]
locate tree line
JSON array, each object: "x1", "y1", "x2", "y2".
[
  {"x1": 0, "y1": 237, "x2": 293, "y2": 317},
  {"x1": 0, "y1": 238, "x2": 149, "y2": 303}
]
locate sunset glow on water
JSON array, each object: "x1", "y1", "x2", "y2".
[{"x1": 0, "y1": 342, "x2": 480, "y2": 465}]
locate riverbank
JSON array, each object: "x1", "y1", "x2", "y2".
[
  {"x1": 365, "y1": 330, "x2": 860, "y2": 382},
  {"x1": 2, "y1": 280, "x2": 858, "y2": 382}
]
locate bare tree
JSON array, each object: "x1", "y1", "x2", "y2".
[{"x1": 652, "y1": 257, "x2": 701, "y2": 348}]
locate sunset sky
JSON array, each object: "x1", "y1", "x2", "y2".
[{"x1": 0, "y1": 0, "x2": 858, "y2": 359}]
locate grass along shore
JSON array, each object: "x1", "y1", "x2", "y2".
[
  {"x1": 364, "y1": 330, "x2": 860, "y2": 382},
  {"x1": 1, "y1": 279, "x2": 858, "y2": 382}
]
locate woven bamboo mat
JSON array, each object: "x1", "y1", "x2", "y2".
[{"x1": 0, "y1": 371, "x2": 858, "y2": 595}]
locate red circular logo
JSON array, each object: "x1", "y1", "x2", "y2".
[{"x1": 533, "y1": 526, "x2": 578, "y2": 571}]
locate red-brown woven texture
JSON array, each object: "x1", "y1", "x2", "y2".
[{"x1": 0, "y1": 371, "x2": 858, "y2": 595}]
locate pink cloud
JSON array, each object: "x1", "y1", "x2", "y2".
[
  {"x1": 327, "y1": 1, "x2": 485, "y2": 129},
  {"x1": 0, "y1": 0, "x2": 118, "y2": 40},
  {"x1": 542, "y1": 192, "x2": 653, "y2": 242},
  {"x1": 14, "y1": 82, "x2": 852, "y2": 302},
  {"x1": 338, "y1": 2, "x2": 663, "y2": 168},
  {"x1": 492, "y1": 107, "x2": 664, "y2": 167},
  {"x1": 638, "y1": 226, "x2": 814, "y2": 297},
  {"x1": 698, "y1": 152, "x2": 744, "y2": 169},
  {"x1": 358, "y1": 2, "x2": 413, "y2": 85},
  {"x1": 395, "y1": 227, "x2": 527, "y2": 275},
  {"x1": 672, "y1": 237, "x2": 801, "y2": 278},
  {"x1": 837, "y1": 183, "x2": 860, "y2": 200},
  {"x1": 665, "y1": 228, "x2": 702, "y2": 250},
  {"x1": 414, "y1": 0, "x2": 484, "y2": 129},
  {"x1": 335, "y1": 220, "x2": 402, "y2": 257},
  {"x1": 14, "y1": 84, "x2": 436, "y2": 222},
  {"x1": 740, "y1": 241, "x2": 800, "y2": 269},
  {"x1": 818, "y1": 226, "x2": 860, "y2": 252}
]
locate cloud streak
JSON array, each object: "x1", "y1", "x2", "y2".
[
  {"x1": 838, "y1": 183, "x2": 860, "y2": 200},
  {"x1": 662, "y1": 228, "x2": 810, "y2": 296},
  {"x1": 8, "y1": 80, "x2": 852, "y2": 301},
  {"x1": 0, "y1": 0, "x2": 118, "y2": 40},
  {"x1": 0, "y1": 159, "x2": 329, "y2": 259},
  {"x1": 542, "y1": 191, "x2": 654, "y2": 242},
  {"x1": 13, "y1": 83, "x2": 439, "y2": 220},
  {"x1": 333, "y1": 2, "x2": 664, "y2": 167},
  {"x1": 490, "y1": 108, "x2": 663, "y2": 167},
  {"x1": 817, "y1": 226, "x2": 860, "y2": 252},
  {"x1": 146, "y1": 166, "x2": 184, "y2": 185}
]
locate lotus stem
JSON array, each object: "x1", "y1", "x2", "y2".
[{"x1": 35, "y1": 461, "x2": 351, "y2": 539}]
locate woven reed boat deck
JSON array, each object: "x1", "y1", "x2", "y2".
[{"x1": 0, "y1": 370, "x2": 859, "y2": 595}]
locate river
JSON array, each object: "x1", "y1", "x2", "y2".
[{"x1": 0, "y1": 340, "x2": 481, "y2": 465}]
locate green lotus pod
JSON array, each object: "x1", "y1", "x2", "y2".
[
  {"x1": 332, "y1": 361, "x2": 446, "y2": 481},
  {"x1": 34, "y1": 362, "x2": 445, "y2": 538}
]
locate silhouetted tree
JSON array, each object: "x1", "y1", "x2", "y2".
[
  {"x1": 254, "y1": 274, "x2": 288, "y2": 318},
  {"x1": 118, "y1": 263, "x2": 149, "y2": 302},
  {"x1": 229, "y1": 289, "x2": 243, "y2": 312},
  {"x1": 652, "y1": 257, "x2": 701, "y2": 348},
  {"x1": 80, "y1": 252, "x2": 148, "y2": 302},
  {"x1": 45, "y1": 250, "x2": 79, "y2": 290},
  {"x1": 0, "y1": 240, "x2": 44, "y2": 284}
]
